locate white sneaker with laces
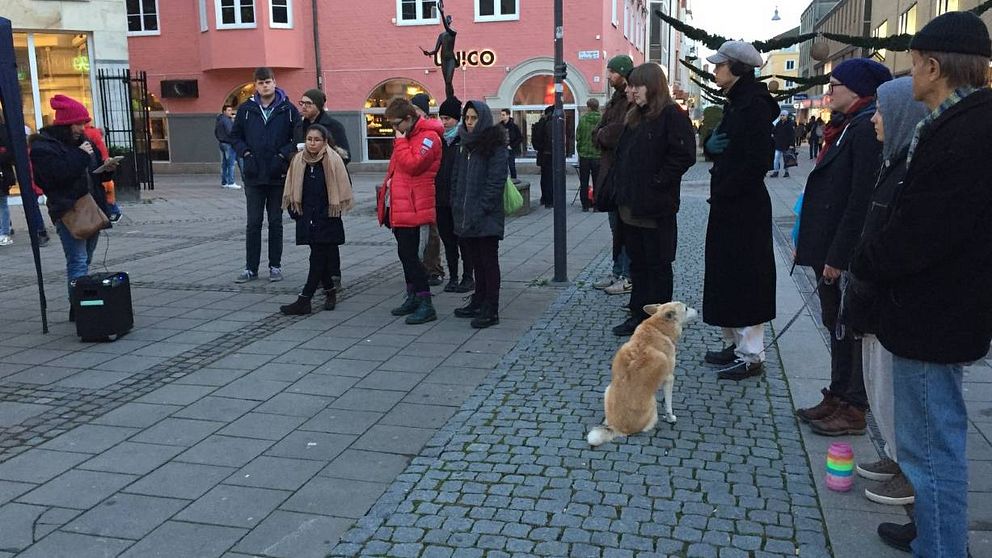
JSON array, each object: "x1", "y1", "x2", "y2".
[
  {"x1": 592, "y1": 274, "x2": 617, "y2": 290},
  {"x1": 604, "y1": 277, "x2": 632, "y2": 295},
  {"x1": 0, "y1": 235, "x2": 12, "y2": 246}
]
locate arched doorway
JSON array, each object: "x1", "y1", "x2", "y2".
[
  {"x1": 363, "y1": 79, "x2": 435, "y2": 161},
  {"x1": 224, "y1": 82, "x2": 255, "y2": 111},
  {"x1": 511, "y1": 74, "x2": 577, "y2": 160}
]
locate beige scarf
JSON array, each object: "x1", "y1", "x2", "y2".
[{"x1": 282, "y1": 146, "x2": 353, "y2": 217}]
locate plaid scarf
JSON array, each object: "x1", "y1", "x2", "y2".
[{"x1": 907, "y1": 87, "x2": 979, "y2": 164}]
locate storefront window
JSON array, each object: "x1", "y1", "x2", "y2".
[
  {"x1": 147, "y1": 94, "x2": 170, "y2": 161},
  {"x1": 12, "y1": 34, "x2": 37, "y2": 133},
  {"x1": 512, "y1": 75, "x2": 576, "y2": 159},
  {"x1": 22, "y1": 33, "x2": 95, "y2": 129},
  {"x1": 364, "y1": 79, "x2": 434, "y2": 161}
]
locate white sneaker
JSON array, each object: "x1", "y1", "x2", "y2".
[
  {"x1": 605, "y1": 277, "x2": 632, "y2": 295},
  {"x1": 0, "y1": 235, "x2": 12, "y2": 246},
  {"x1": 592, "y1": 274, "x2": 617, "y2": 290},
  {"x1": 229, "y1": 183, "x2": 242, "y2": 190}
]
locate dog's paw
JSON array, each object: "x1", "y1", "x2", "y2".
[{"x1": 663, "y1": 413, "x2": 677, "y2": 424}]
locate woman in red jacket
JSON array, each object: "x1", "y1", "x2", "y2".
[{"x1": 377, "y1": 98, "x2": 443, "y2": 324}]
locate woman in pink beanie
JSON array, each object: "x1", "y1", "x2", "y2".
[{"x1": 30, "y1": 95, "x2": 119, "y2": 320}]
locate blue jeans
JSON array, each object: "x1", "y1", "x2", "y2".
[
  {"x1": 0, "y1": 193, "x2": 9, "y2": 235},
  {"x1": 607, "y1": 210, "x2": 630, "y2": 277},
  {"x1": 220, "y1": 143, "x2": 237, "y2": 185},
  {"x1": 55, "y1": 221, "x2": 99, "y2": 298},
  {"x1": 773, "y1": 149, "x2": 785, "y2": 172},
  {"x1": 893, "y1": 355, "x2": 968, "y2": 557}
]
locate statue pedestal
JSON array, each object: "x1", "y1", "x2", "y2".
[{"x1": 513, "y1": 179, "x2": 531, "y2": 216}]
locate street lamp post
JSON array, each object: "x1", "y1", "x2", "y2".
[{"x1": 551, "y1": 0, "x2": 567, "y2": 283}]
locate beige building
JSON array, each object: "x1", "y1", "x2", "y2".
[
  {"x1": 762, "y1": 27, "x2": 801, "y2": 108},
  {"x1": 2, "y1": 0, "x2": 129, "y2": 130}
]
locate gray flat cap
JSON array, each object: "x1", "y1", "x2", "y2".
[{"x1": 705, "y1": 40, "x2": 764, "y2": 67}]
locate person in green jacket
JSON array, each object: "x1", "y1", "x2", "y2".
[{"x1": 575, "y1": 98, "x2": 602, "y2": 211}]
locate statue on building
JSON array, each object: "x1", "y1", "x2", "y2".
[{"x1": 421, "y1": 0, "x2": 458, "y2": 98}]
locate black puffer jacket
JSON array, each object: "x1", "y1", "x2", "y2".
[
  {"x1": 851, "y1": 89, "x2": 992, "y2": 364},
  {"x1": 612, "y1": 103, "x2": 696, "y2": 219},
  {"x1": 30, "y1": 127, "x2": 111, "y2": 221},
  {"x1": 451, "y1": 101, "x2": 509, "y2": 239}
]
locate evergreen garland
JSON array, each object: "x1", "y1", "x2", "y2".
[
  {"x1": 753, "y1": 33, "x2": 819, "y2": 53},
  {"x1": 690, "y1": 77, "x2": 726, "y2": 99},
  {"x1": 971, "y1": 0, "x2": 992, "y2": 15},
  {"x1": 701, "y1": 93, "x2": 726, "y2": 106},
  {"x1": 653, "y1": 9, "x2": 729, "y2": 50},
  {"x1": 680, "y1": 59, "x2": 715, "y2": 82},
  {"x1": 820, "y1": 32, "x2": 914, "y2": 52}
]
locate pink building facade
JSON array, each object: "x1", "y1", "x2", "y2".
[{"x1": 128, "y1": 0, "x2": 647, "y2": 169}]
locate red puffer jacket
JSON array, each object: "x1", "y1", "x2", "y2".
[{"x1": 377, "y1": 116, "x2": 443, "y2": 228}]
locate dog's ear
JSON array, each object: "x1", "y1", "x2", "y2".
[{"x1": 643, "y1": 304, "x2": 660, "y2": 316}]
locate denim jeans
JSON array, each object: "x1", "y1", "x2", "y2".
[
  {"x1": 220, "y1": 143, "x2": 237, "y2": 185},
  {"x1": 773, "y1": 149, "x2": 785, "y2": 172},
  {"x1": 0, "y1": 193, "x2": 9, "y2": 235},
  {"x1": 244, "y1": 183, "x2": 283, "y2": 274},
  {"x1": 55, "y1": 221, "x2": 98, "y2": 298},
  {"x1": 893, "y1": 355, "x2": 968, "y2": 558},
  {"x1": 607, "y1": 211, "x2": 631, "y2": 277}
]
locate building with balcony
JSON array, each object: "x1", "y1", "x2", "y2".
[{"x1": 128, "y1": 0, "x2": 648, "y2": 171}]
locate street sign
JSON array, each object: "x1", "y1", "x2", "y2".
[
  {"x1": 578, "y1": 50, "x2": 600, "y2": 60},
  {"x1": 794, "y1": 93, "x2": 809, "y2": 100}
]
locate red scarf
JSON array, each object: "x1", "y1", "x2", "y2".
[{"x1": 816, "y1": 97, "x2": 874, "y2": 164}]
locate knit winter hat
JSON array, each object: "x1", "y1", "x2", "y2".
[
  {"x1": 50, "y1": 94, "x2": 91, "y2": 126},
  {"x1": 607, "y1": 55, "x2": 634, "y2": 78},
  {"x1": 910, "y1": 11, "x2": 991, "y2": 58},
  {"x1": 302, "y1": 88, "x2": 326, "y2": 110},
  {"x1": 410, "y1": 93, "x2": 432, "y2": 115},
  {"x1": 438, "y1": 97, "x2": 462, "y2": 119},
  {"x1": 830, "y1": 58, "x2": 893, "y2": 97}
]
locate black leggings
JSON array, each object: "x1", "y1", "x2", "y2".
[
  {"x1": 302, "y1": 243, "x2": 340, "y2": 297},
  {"x1": 463, "y1": 236, "x2": 500, "y2": 307},
  {"x1": 623, "y1": 218, "x2": 676, "y2": 321},
  {"x1": 394, "y1": 227, "x2": 429, "y2": 293},
  {"x1": 437, "y1": 206, "x2": 472, "y2": 280}
]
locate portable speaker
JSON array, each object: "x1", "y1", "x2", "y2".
[{"x1": 71, "y1": 272, "x2": 134, "y2": 341}]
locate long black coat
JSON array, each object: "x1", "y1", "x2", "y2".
[
  {"x1": 850, "y1": 89, "x2": 992, "y2": 364},
  {"x1": 451, "y1": 127, "x2": 509, "y2": 239},
  {"x1": 796, "y1": 110, "x2": 880, "y2": 270},
  {"x1": 702, "y1": 76, "x2": 778, "y2": 328},
  {"x1": 289, "y1": 163, "x2": 345, "y2": 246},
  {"x1": 612, "y1": 104, "x2": 696, "y2": 219},
  {"x1": 773, "y1": 120, "x2": 795, "y2": 151}
]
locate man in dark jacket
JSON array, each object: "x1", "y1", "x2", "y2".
[
  {"x1": 770, "y1": 110, "x2": 795, "y2": 177},
  {"x1": 794, "y1": 58, "x2": 892, "y2": 436},
  {"x1": 850, "y1": 13, "x2": 992, "y2": 555},
  {"x1": 500, "y1": 109, "x2": 522, "y2": 180},
  {"x1": 436, "y1": 97, "x2": 473, "y2": 293},
  {"x1": 293, "y1": 88, "x2": 351, "y2": 165},
  {"x1": 231, "y1": 67, "x2": 300, "y2": 283},
  {"x1": 700, "y1": 40, "x2": 778, "y2": 381},
  {"x1": 530, "y1": 105, "x2": 554, "y2": 207},
  {"x1": 590, "y1": 54, "x2": 634, "y2": 293},
  {"x1": 215, "y1": 104, "x2": 240, "y2": 189}
]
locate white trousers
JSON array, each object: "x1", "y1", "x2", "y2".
[
  {"x1": 863, "y1": 334, "x2": 897, "y2": 461},
  {"x1": 722, "y1": 325, "x2": 765, "y2": 364}
]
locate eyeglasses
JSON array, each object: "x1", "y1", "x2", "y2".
[
  {"x1": 390, "y1": 119, "x2": 404, "y2": 127},
  {"x1": 827, "y1": 82, "x2": 846, "y2": 93},
  {"x1": 298, "y1": 100, "x2": 314, "y2": 107}
]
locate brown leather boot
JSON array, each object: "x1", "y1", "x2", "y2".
[
  {"x1": 796, "y1": 388, "x2": 840, "y2": 424},
  {"x1": 809, "y1": 402, "x2": 867, "y2": 436}
]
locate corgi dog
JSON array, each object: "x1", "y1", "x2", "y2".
[{"x1": 587, "y1": 301, "x2": 697, "y2": 447}]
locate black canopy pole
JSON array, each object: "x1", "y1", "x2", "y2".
[
  {"x1": 551, "y1": 0, "x2": 567, "y2": 283},
  {"x1": 1, "y1": 17, "x2": 50, "y2": 333}
]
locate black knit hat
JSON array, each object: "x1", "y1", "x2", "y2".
[
  {"x1": 439, "y1": 97, "x2": 462, "y2": 119},
  {"x1": 909, "y1": 11, "x2": 991, "y2": 58},
  {"x1": 302, "y1": 88, "x2": 326, "y2": 110},
  {"x1": 410, "y1": 93, "x2": 432, "y2": 115}
]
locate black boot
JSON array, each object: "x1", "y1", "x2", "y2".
[
  {"x1": 454, "y1": 295, "x2": 483, "y2": 318},
  {"x1": 877, "y1": 522, "x2": 915, "y2": 552},
  {"x1": 69, "y1": 304, "x2": 76, "y2": 323},
  {"x1": 453, "y1": 275, "x2": 475, "y2": 293},
  {"x1": 769, "y1": 171, "x2": 779, "y2": 178},
  {"x1": 406, "y1": 294, "x2": 437, "y2": 324},
  {"x1": 611, "y1": 316, "x2": 641, "y2": 336},
  {"x1": 704, "y1": 344, "x2": 737, "y2": 365},
  {"x1": 324, "y1": 289, "x2": 336, "y2": 311},
  {"x1": 470, "y1": 302, "x2": 499, "y2": 329},
  {"x1": 280, "y1": 295, "x2": 312, "y2": 315},
  {"x1": 391, "y1": 289, "x2": 418, "y2": 316},
  {"x1": 443, "y1": 275, "x2": 460, "y2": 293}
]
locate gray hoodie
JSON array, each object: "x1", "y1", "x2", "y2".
[{"x1": 875, "y1": 77, "x2": 929, "y2": 163}]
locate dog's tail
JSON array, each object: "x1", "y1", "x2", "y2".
[{"x1": 587, "y1": 425, "x2": 621, "y2": 447}]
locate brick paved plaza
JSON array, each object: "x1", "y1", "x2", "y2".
[{"x1": 0, "y1": 161, "x2": 989, "y2": 557}]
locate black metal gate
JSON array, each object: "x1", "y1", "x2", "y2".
[{"x1": 96, "y1": 68, "x2": 154, "y2": 197}]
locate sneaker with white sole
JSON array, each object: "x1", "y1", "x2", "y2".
[
  {"x1": 235, "y1": 269, "x2": 257, "y2": 283},
  {"x1": 269, "y1": 267, "x2": 284, "y2": 282},
  {"x1": 592, "y1": 274, "x2": 617, "y2": 289},
  {"x1": 857, "y1": 457, "x2": 900, "y2": 481},
  {"x1": 604, "y1": 277, "x2": 632, "y2": 295},
  {"x1": 865, "y1": 472, "x2": 915, "y2": 506},
  {"x1": 0, "y1": 235, "x2": 12, "y2": 246}
]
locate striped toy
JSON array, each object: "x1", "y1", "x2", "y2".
[{"x1": 825, "y1": 442, "x2": 854, "y2": 492}]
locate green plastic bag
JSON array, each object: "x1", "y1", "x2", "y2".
[{"x1": 503, "y1": 177, "x2": 523, "y2": 215}]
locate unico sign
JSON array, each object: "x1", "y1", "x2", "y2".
[{"x1": 434, "y1": 49, "x2": 497, "y2": 68}]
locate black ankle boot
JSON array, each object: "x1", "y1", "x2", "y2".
[
  {"x1": 280, "y1": 295, "x2": 312, "y2": 315},
  {"x1": 324, "y1": 289, "x2": 336, "y2": 311},
  {"x1": 470, "y1": 302, "x2": 499, "y2": 329},
  {"x1": 454, "y1": 295, "x2": 483, "y2": 318},
  {"x1": 391, "y1": 290, "x2": 417, "y2": 316},
  {"x1": 406, "y1": 294, "x2": 437, "y2": 325},
  {"x1": 443, "y1": 276, "x2": 460, "y2": 293},
  {"x1": 453, "y1": 275, "x2": 475, "y2": 293}
]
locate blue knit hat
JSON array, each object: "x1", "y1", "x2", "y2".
[{"x1": 831, "y1": 58, "x2": 893, "y2": 98}]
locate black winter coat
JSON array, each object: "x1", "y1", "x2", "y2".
[
  {"x1": 702, "y1": 76, "x2": 778, "y2": 327},
  {"x1": 773, "y1": 120, "x2": 795, "y2": 151},
  {"x1": 1, "y1": 124, "x2": 17, "y2": 195},
  {"x1": 435, "y1": 134, "x2": 460, "y2": 208},
  {"x1": 531, "y1": 117, "x2": 550, "y2": 165},
  {"x1": 30, "y1": 129, "x2": 112, "y2": 222},
  {"x1": 289, "y1": 162, "x2": 345, "y2": 246},
  {"x1": 796, "y1": 110, "x2": 880, "y2": 270},
  {"x1": 451, "y1": 127, "x2": 509, "y2": 239},
  {"x1": 214, "y1": 114, "x2": 234, "y2": 145},
  {"x1": 293, "y1": 112, "x2": 351, "y2": 165},
  {"x1": 612, "y1": 104, "x2": 696, "y2": 219},
  {"x1": 503, "y1": 121, "x2": 522, "y2": 153},
  {"x1": 231, "y1": 93, "x2": 300, "y2": 187},
  {"x1": 850, "y1": 89, "x2": 992, "y2": 364}
]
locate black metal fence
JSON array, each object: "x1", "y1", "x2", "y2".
[{"x1": 96, "y1": 68, "x2": 154, "y2": 197}]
